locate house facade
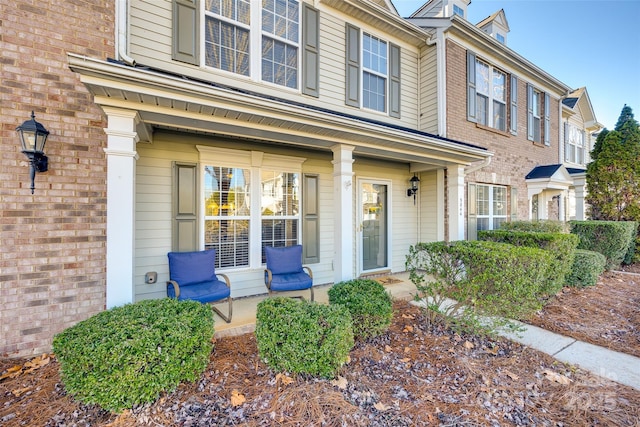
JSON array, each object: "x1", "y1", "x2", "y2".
[
  {"x1": 2, "y1": 0, "x2": 599, "y2": 357},
  {"x1": 408, "y1": 0, "x2": 601, "y2": 236}
]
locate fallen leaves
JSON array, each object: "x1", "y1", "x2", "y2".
[
  {"x1": 542, "y1": 369, "x2": 572, "y2": 385},
  {"x1": 330, "y1": 376, "x2": 348, "y2": 390},
  {"x1": 230, "y1": 389, "x2": 246, "y2": 407},
  {"x1": 0, "y1": 353, "x2": 52, "y2": 381}
]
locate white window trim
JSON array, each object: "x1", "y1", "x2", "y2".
[
  {"x1": 197, "y1": 145, "x2": 306, "y2": 270},
  {"x1": 200, "y1": 0, "x2": 301, "y2": 90},
  {"x1": 476, "y1": 184, "x2": 507, "y2": 231}
]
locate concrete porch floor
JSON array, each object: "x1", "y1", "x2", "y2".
[{"x1": 213, "y1": 272, "x2": 416, "y2": 339}]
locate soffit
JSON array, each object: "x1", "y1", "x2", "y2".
[{"x1": 68, "y1": 54, "x2": 489, "y2": 167}]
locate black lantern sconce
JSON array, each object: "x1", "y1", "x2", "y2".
[
  {"x1": 16, "y1": 111, "x2": 49, "y2": 194},
  {"x1": 407, "y1": 174, "x2": 420, "y2": 204}
]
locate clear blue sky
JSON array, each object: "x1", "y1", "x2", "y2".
[{"x1": 392, "y1": 0, "x2": 640, "y2": 130}]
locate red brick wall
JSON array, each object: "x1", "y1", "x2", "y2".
[
  {"x1": 0, "y1": 0, "x2": 114, "y2": 357},
  {"x1": 445, "y1": 40, "x2": 560, "y2": 221}
]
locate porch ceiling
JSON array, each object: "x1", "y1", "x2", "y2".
[{"x1": 68, "y1": 54, "x2": 490, "y2": 168}]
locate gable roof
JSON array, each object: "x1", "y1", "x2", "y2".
[
  {"x1": 525, "y1": 164, "x2": 563, "y2": 180},
  {"x1": 562, "y1": 87, "x2": 601, "y2": 130},
  {"x1": 476, "y1": 9, "x2": 510, "y2": 32}
]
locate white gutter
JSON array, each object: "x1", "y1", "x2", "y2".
[
  {"x1": 116, "y1": 0, "x2": 136, "y2": 65},
  {"x1": 464, "y1": 155, "x2": 492, "y2": 175}
]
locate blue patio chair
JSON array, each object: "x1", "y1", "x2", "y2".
[
  {"x1": 167, "y1": 249, "x2": 232, "y2": 323},
  {"x1": 264, "y1": 245, "x2": 314, "y2": 301}
]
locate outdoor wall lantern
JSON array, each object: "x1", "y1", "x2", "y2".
[
  {"x1": 16, "y1": 111, "x2": 49, "y2": 194},
  {"x1": 407, "y1": 174, "x2": 420, "y2": 204}
]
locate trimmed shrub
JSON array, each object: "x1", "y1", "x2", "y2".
[
  {"x1": 500, "y1": 220, "x2": 568, "y2": 233},
  {"x1": 53, "y1": 298, "x2": 214, "y2": 413},
  {"x1": 566, "y1": 249, "x2": 607, "y2": 288},
  {"x1": 328, "y1": 279, "x2": 393, "y2": 340},
  {"x1": 570, "y1": 220, "x2": 638, "y2": 269},
  {"x1": 478, "y1": 230, "x2": 579, "y2": 294},
  {"x1": 406, "y1": 240, "x2": 555, "y2": 334},
  {"x1": 255, "y1": 297, "x2": 353, "y2": 378}
]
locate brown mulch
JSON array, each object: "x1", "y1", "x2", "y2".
[
  {"x1": 2, "y1": 272, "x2": 640, "y2": 426},
  {"x1": 529, "y1": 269, "x2": 640, "y2": 358}
]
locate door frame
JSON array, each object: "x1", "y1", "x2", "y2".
[{"x1": 356, "y1": 177, "x2": 393, "y2": 276}]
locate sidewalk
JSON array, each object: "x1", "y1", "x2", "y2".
[{"x1": 213, "y1": 272, "x2": 640, "y2": 391}]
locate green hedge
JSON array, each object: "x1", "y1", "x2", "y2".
[
  {"x1": 328, "y1": 279, "x2": 393, "y2": 340},
  {"x1": 52, "y1": 299, "x2": 214, "y2": 413},
  {"x1": 406, "y1": 240, "x2": 556, "y2": 333},
  {"x1": 478, "y1": 230, "x2": 579, "y2": 294},
  {"x1": 255, "y1": 297, "x2": 353, "y2": 378},
  {"x1": 499, "y1": 220, "x2": 568, "y2": 233},
  {"x1": 570, "y1": 220, "x2": 638, "y2": 269},
  {"x1": 566, "y1": 249, "x2": 607, "y2": 288}
]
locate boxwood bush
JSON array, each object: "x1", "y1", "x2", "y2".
[
  {"x1": 570, "y1": 220, "x2": 638, "y2": 269},
  {"x1": 478, "y1": 229, "x2": 579, "y2": 294},
  {"x1": 499, "y1": 220, "x2": 568, "y2": 233},
  {"x1": 406, "y1": 240, "x2": 555, "y2": 334},
  {"x1": 52, "y1": 298, "x2": 214, "y2": 413},
  {"x1": 328, "y1": 279, "x2": 393, "y2": 340},
  {"x1": 255, "y1": 297, "x2": 354, "y2": 378},
  {"x1": 566, "y1": 249, "x2": 607, "y2": 288}
]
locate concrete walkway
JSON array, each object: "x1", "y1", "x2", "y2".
[{"x1": 212, "y1": 272, "x2": 640, "y2": 391}]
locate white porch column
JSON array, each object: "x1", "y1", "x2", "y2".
[
  {"x1": 332, "y1": 144, "x2": 355, "y2": 282},
  {"x1": 103, "y1": 107, "x2": 139, "y2": 308},
  {"x1": 572, "y1": 174, "x2": 587, "y2": 220},
  {"x1": 447, "y1": 164, "x2": 465, "y2": 241}
]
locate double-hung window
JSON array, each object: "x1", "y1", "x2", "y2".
[
  {"x1": 362, "y1": 34, "x2": 388, "y2": 112},
  {"x1": 467, "y1": 52, "x2": 511, "y2": 132},
  {"x1": 527, "y1": 84, "x2": 550, "y2": 145},
  {"x1": 345, "y1": 24, "x2": 401, "y2": 118},
  {"x1": 203, "y1": 0, "x2": 300, "y2": 89},
  {"x1": 565, "y1": 123, "x2": 586, "y2": 165},
  {"x1": 474, "y1": 60, "x2": 506, "y2": 131},
  {"x1": 199, "y1": 147, "x2": 304, "y2": 270},
  {"x1": 476, "y1": 184, "x2": 507, "y2": 231}
]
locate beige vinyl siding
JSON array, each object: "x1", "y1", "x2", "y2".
[
  {"x1": 128, "y1": 0, "x2": 420, "y2": 130},
  {"x1": 418, "y1": 170, "x2": 440, "y2": 242},
  {"x1": 134, "y1": 133, "x2": 339, "y2": 301},
  {"x1": 419, "y1": 44, "x2": 438, "y2": 134}
]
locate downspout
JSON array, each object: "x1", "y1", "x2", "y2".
[
  {"x1": 117, "y1": 0, "x2": 136, "y2": 65},
  {"x1": 464, "y1": 155, "x2": 492, "y2": 175}
]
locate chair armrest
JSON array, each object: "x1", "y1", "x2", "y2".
[
  {"x1": 264, "y1": 268, "x2": 273, "y2": 287},
  {"x1": 303, "y1": 266, "x2": 313, "y2": 280},
  {"x1": 217, "y1": 273, "x2": 231, "y2": 288},
  {"x1": 167, "y1": 280, "x2": 181, "y2": 299}
]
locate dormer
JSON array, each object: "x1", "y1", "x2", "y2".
[
  {"x1": 410, "y1": 0, "x2": 471, "y2": 19},
  {"x1": 477, "y1": 9, "x2": 510, "y2": 45}
]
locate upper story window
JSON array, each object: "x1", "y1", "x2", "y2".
[
  {"x1": 527, "y1": 84, "x2": 550, "y2": 145},
  {"x1": 453, "y1": 4, "x2": 464, "y2": 18},
  {"x1": 496, "y1": 33, "x2": 505, "y2": 44},
  {"x1": 475, "y1": 59, "x2": 507, "y2": 131},
  {"x1": 565, "y1": 123, "x2": 586, "y2": 165},
  {"x1": 362, "y1": 33, "x2": 388, "y2": 112},
  {"x1": 203, "y1": 0, "x2": 300, "y2": 89},
  {"x1": 346, "y1": 24, "x2": 401, "y2": 118}
]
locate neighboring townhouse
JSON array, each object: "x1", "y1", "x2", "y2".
[
  {"x1": 1, "y1": 1, "x2": 114, "y2": 356},
  {"x1": 3, "y1": 0, "x2": 493, "y2": 357},
  {"x1": 407, "y1": 0, "x2": 601, "y2": 238}
]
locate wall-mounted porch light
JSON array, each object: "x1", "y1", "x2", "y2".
[
  {"x1": 407, "y1": 174, "x2": 420, "y2": 204},
  {"x1": 16, "y1": 111, "x2": 49, "y2": 194}
]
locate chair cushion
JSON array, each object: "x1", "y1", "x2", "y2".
[
  {"x1": 168, "y1": 250, "x2": 217, "y2": 287},
  {"x1": 167, "y1": 279, "x2": 230, "y2": 304},
  {"x1": 269, "y1": 271, "x2": 313, "y2": 292},
  {"x1": 265, "y1": 245, "x2": 304, "y2": 275}
]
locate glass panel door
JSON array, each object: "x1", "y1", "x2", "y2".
[{"x1": 360, "y1": 181, "x2": 388, "y2": 272}]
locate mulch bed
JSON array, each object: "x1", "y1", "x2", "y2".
[{"x1": 2, "y1": 271, "x2": 640, "y2": 426}]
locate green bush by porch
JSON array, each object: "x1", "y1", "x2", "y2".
[
  {"x1": 406, "y1": 240, "x2": 556, "y2": 334},
  {"x1": 569, "y1": 220, "x2": 638, "y2": 269},
  {"x1": 566, "y1": 249, "x2": 607, "y2": 287},
  {"x1": 255, "y1": 297, "x2": 354, "y2": 378},
  {"x1": 52, "y1": 298, "x2": 214, "y2": 413},
  {"x1": 478, "y1": 229, "x2": 579, "y2": 294},
  {"x1": 328, "y1": 279, "x2": 393, "y2": 340}
]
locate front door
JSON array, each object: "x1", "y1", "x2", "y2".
[{"x1": 359, "y1": 180, "x2": 389, "y2": 273}]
